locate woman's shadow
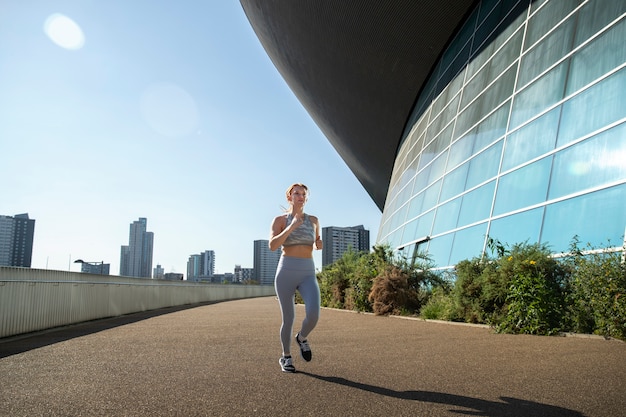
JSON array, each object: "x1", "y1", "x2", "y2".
[{"x1": 298, "y1": 371, "x2": 585, "y2": 417}]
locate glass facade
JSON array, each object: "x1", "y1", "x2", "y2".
[{"x1": 379, "y1": 0, "x2": 626, "y2": 269}]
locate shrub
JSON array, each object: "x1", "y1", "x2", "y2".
[
  {"x1": 369, "y1": 265, "x2": 420, "y2": 315},
  {"x1": 420, "y1": 286, "x2": 457, "y2": 320},
  {"x1": 562, "y1": 238, "x2": 626, "y2": 340}
]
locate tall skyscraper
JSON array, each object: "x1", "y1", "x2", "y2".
[
  {"x1": 322, "y1": 225, "x2": 370, "y2": 266},
  {"x1": 187, "y1": 250, "x2": 215, "y2": 281},
  {"x1": 253, "y1": 239, "x2": 281, "y2": 285},
  {"x1": 119, "y1": 217, "x2": 154, "y2": 278},
  {"x1": 0, "y1": 213, "x2": 35, "y2": 267}
]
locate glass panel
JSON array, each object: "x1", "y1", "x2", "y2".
[
  {"x1": 428, "y1": 150, "x2": 449, "y2": 185},
  {"x1": 472, "y1": 101, "x2": 510, "y2": 152},
  {"x1": 415, "y1": 210, "x2": 435, "y2": 240},
  {"x1": 425, "y1": 233, "x2": 455, "y2": 267},
  {"x1": 432, "y1": 197, "x2": 462, "y2": 235},
  {"x1": 406, "y1": 192, "x2": 425, "y2": 221},
  {"x1": 574, "y1": 0, "x2": 626, "y2": 49},
  {"x1": 462, "y1": 29, "x2": 522, "y2": 110},
  {"x1": 422, "y1": 180, "x2": 442, "y2": 212},
  {"x1": 502, "y1": 106, "x2": 560, "y2": 171},
  {"x1": 493, "y1": 156, "x2": 552, "y2": 216},
  {"x1": 401, "y1": 218, "x2": 418, "y2": 244},
  {"x1": 488, "y1": 207, "x2": 544, "y2": 246},
  {"x1": 448, "y1": 132, "x2": 474, "y2": 169},
  {"x1": 518, "y1": 15, "x2": 575, "y2": 88},
  {"x1": 466, "y1": 140, "x2": 503, "y2": 190},
  {"x1": 440, "y1": 162, "x2": 469, "y2": 202},
  {"x1": 510, "y1": 61, "x2": 567, "y2": 129},
  {"x1": 549, "y1": 122, "x2": 626, "y2": 199},
  {"x1": 413, "y1": 165, "x2": 431, "y2": 194},
  {"x1": 457, "y1": 65, "x2": 516, "y2": 138},
  {"x1": 449, "y1": 223, "x2": 489, "y2": 265},
  {"x1": 567, "y1": 17, "x2": 626, "y2": 95},
  {"x1": 541, "y1": 184, "x2": 626, "y2": 252},
  {"x1": 558, "y1": 67, "x2": 626, "y2": 147},
  {"x1": 524, "y1": 0, "x2": 582, "y2": 50},
  {"x1": 458, "y1": 180, "x2": 496, "y2": 226}
]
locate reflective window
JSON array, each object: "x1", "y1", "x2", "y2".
[
  {"x1": 415, "y1": 210, "x2": 435, "y2": 240},
  {"x1": 422, "y1": 180, "x2": 442, "y2": 212},
  {"x1": 488, "y1": 207, "x2": 544, "y2": 245},
  {"x1": 425, "y1": 233, "x2": 455, "y2": 267},
  {"x1": 558, "y1": 67, "x2": 626, "y2": 147},
  {"x1": 502, "y1": 106, "x2": 560, "y2": 172},
  {"x1": 406, "y1": 192, "x2": 425, "y2": 221},
  {"x1": 493, "y1": 156, "x2": 552, "y2": 216},
  {"x1": 567, "y1": 17, "x2": 626, "y2": 95},
  {"x1": 549, "y1": 122, "x2": 626, "y2": 199},
  {"x1": 542, "y1": 184, "x2": 626, "y2": 252},
  {"x1": 510, "y1": 61, "x2": 567, "y2": 129},
  {"x1": 457, "y1": 65, "x2": 516, "y2": 138},
  {"x1": 466, "y1": 140, "x2": 503, "y2": 190},
  {"x1": 432, "y1": 198, "x2": 462, "y2": 235},
  {"x1": 449, "y1": 223, "x2": 488, "y2": 265},
  {"x1": 440, "y1": 162, "x2": 469, "y2": 202},
  {"x1": 387, "y1": 0, "x2": 626, "y2": 269},
  {"x1": 524, "y1": 0, "x2": 581, "y2": 50},
  {"x1": 574, "y1": 1, "x2": 626, "y2": 49},
  {"x1": 518, "y1": 14, "x2": 575, "y2": 88},
  {"x1": 458, "y1": 180, "x2": 496, "y2": 226}
]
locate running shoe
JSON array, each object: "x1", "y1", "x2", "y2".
[
  {"x1": 295, "y1": 333, "x2": 312, "y2": 362},
  {"x1": 279, "y1": 356, "x2": 296, "y2": 373}
]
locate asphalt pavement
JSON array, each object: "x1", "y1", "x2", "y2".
[{"x1": 1, "y1": 296, "x2": 624, "y2": 417}]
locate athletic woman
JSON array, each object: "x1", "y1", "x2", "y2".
[{"x1": 269, "y1": 183, "x2": 322, "y2": 373}]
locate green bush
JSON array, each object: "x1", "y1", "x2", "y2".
[
  {"x1": 562, "y1": 238, "x2": 626, "y2": 340},
  {"x1": 420, "y1": 286, "x2": 456, "y2": 320}
]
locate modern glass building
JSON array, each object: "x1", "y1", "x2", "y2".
[{"x1": 242, "y1": 0, "x2": 626, "y2": 269}]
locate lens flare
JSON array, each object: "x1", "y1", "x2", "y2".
[{"x1": 44, "y1": 13, "x2": 85, "y2": 50}]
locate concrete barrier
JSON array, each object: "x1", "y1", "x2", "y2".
[{"x1": 0, "y1": 266, "x2": 275, "y2": 338}]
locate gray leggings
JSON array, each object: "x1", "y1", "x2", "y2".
[{"x1": 274, "y1": 256, "x2": 320, "y2": 355}]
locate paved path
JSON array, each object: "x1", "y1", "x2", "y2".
[{"x1": 1, "y1": 296, "x2": 624, "y2": 416}]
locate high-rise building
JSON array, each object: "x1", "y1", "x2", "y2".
[
  {"x1": 187, "y1": 250, "x2": 215, "y2": 282},
  {"x1": 243, "y1": 0, "x2": 626, "y2": 270},
  {"x1": 119, "y1": 217, "x2": 154, "y2": 278},
  {"x1": 253, "y1": 239, "x2": 281, "y2": 285},
  {"x1": 0, "y1": 213, "x2": 35, "y2": 267},
  {"x1": 322, "y1": 225, "x2": 370, "y2": 266},
  {"x1": 234, "y1": 264, "x2": 254, "y2": 283},
  {"x1": 153, "y1": 264, "x2": 165, "y2": 279}
]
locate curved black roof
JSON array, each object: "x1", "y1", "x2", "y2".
[{"x1": 240, "y1": 1, "x2": 478, "y2": 210}]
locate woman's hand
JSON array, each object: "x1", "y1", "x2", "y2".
[{"x1": 315, "y1": 237, "x2": 323, "y2": 250}]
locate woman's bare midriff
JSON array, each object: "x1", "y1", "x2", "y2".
[{"x1": 282, "y1": 245, "x2": 314, "y2": 259}]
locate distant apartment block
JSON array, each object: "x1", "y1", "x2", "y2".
[
  {"x1": 234, "y1": 264, "x2": 254, "y2": 283},
  {"x1": 187, "y1": 250, "x2": 215, "y2": 282},
  {"x1": 0, "y1": 213, "x2": 35, "y2": 267},
  {"x1": 153, "y1": 264, "x2": 165, "y2": 279},
  {"x1": 119, "y1": 217, "x2": 154, "y2": 278},
  {"x1": 78, "y1": 262, "x2": 110, "y2": 275},
  {"x1": 322, "y1": 225, "x2": 370, "y2": 266},
  {"x1": 254, "y1": 239, "x2": 281, "y2": 285}
]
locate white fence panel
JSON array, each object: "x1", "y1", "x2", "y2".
[{"x1": 0, "y1": 267, "x2": 275, "y2": 338}]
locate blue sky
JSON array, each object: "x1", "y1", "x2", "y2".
[{"x1": 0, "y1": 1, "x2": 382, "y2": 275}]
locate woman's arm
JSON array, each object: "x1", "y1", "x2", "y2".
[
  {"x1": 311, "y1": 215, "x2": 323, "y2": 250},
  {"x1": 269, "y1": 214, "x2": 302, "y2": 251}
]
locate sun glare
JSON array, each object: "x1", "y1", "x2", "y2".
[{"x1": 44, "y1": 13, "x2": 85, "y2": 50}]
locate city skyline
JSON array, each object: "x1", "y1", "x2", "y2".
[{"x1": 0, "y1": 2, "x2": 382, "y2": 274}]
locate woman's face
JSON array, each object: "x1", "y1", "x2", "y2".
[{"x1": 288, "y1": 186, "x2": 307, "y2": 206}]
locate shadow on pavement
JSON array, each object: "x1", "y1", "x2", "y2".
[
  {"x1": 0, "y1": 301, "x2": 218, "y2": 359},
  {"x1": 299, "y1": 371, "x2": 585, "y2": 417}
]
